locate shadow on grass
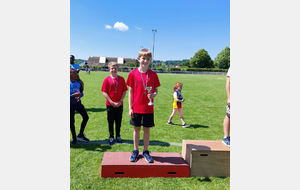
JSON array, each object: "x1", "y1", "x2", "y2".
[
  {"x1": 197, "y1": 177, "x2": 212, "y2": 182},
  {"x1": 70, "y1": 141, "x2": 112, "y2": 152},
  {"x1": 85, "y1": 108, "x2": 106, "y2": 113},
  {"x1": 71, "y1": 139, "x2": 173, "y2": 147},
  {"x1": 189, "y1": 124, "x2": 209, "y2": 129},
  {"x1": 170, "y1": 124, "x2": 209, "y2": 129}
]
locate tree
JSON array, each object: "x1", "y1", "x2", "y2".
[
  {"x1": 180, "y1": 61, "x2": 190, "y2": 67},
  {"x1": 125, "y1": 62, "x2": 135, "y2": 67},
  {"x1": 214, "y1": 46, "x2": 230, "y2": 69},
  {"x1": 190, "y1": 49, "x2": 213, "y2": 68},
  {"x1": 135, "y1": 60, "x2": 139, "y2": 67}
]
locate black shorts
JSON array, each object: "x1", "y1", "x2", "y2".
[
  {"x1": 226, "y1": 104, "x2": 230, "y2": 117},
  {"x1": 130, "y1": 113, "x2": 154, "y2": 127}
]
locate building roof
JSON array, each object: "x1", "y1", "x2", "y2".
[{"x1": 87, "y1": 56, "x2": 136, "y2": 68}]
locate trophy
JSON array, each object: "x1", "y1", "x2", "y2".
[{"x1": 146, "y1": 86, "x2": 154, "y2": 105}]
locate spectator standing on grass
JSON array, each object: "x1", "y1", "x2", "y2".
[
  {"x1": 167, "y1": 82, "x2": 190, "y2": 128},
  {"x1": 126, "y1": 49, "x2": 161, "y2": 163},
  {"x1": 70, "y1": 55, "x2": 84, "y2": 91},
  {"x1": 101, "y1": 62, "x2": 128, "y2": 145},
  {"x1": 222, "y1": 67, "x2": 230, "y2": 147},
  {"x1": 70, "y1": 68, "x2": 90, "y2": 145}
]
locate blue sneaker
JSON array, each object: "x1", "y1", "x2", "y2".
[
  {"x1": 109, "y1": 137, "x2": 114, "y2": 145},
  {"x1": 116, "y1": 136, "x2": 123, "y2": 143},
  {"x1": 129, "y1": 150, "x2": 139, "y2": 162},
  {"x1": 143, "y1": 150, "x2": 154, "y2": 163},
  {"x1": 222, "y1": 136, "x2": 230, "y2": 147}
]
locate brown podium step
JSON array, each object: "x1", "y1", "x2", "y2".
[
  {"x1": 182, "y1": 140, "x2": 230, "y2": 177},
  {"x1": 101, "y1": 152, "x2": 190, "y2": 178}
]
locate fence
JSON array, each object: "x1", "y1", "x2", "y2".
[{"x1": 84, "y1": 68, "x2": 227, "y2": 75}]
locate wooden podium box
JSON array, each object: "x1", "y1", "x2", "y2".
[
  {"x1": 101, "y1": 152, "x2": 190, "y2": 178},
  {"x1": 182, "y1": 140, "x2": 230, "y2": 177}
]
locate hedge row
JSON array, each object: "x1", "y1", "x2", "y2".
[
  {"x1": 89, "y1": 66, "x2": 228, "y2": 73},
  {"x1": 185, "y1": 68, "x2": 228, "y2": 72}
]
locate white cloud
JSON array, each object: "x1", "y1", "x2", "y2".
[
  {"x1": 113, "y1": 22, "x2": 129, "y2": 31},
  {"x1": 135, "y1": 26, "x2": 142, "y2": 30},
  {"x1": 105, "y1": 25, "x2": 112, "y2": 29}
]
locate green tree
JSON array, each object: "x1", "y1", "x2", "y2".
[
  {"x1": 125, "y1": 62, "x2": 135, "y2": 67},
  {"x1": 190, "y1": 49, "x2": 213, "y2": 68},
  {"x1": 180, "y1": 61, "x2": 190, "y2": 67},
  {"x1": 214, "y1": 46, "x2": 230, "y2": 69},
  {"x1": 135, "y1": 60, "x2": 139, "y2": 67}
]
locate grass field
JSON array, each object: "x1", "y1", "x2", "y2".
[{"x1": 70, "y1": 71, "x2": 230, "y2": 190}]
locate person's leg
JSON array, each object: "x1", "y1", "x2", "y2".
[
  {"x1": 143, "y1": 127, "x2": 150, "y2": 152},
  {"x1": 178, "y1": 108, "x2": 185, "y2": 124},
  {"x1": 223, "y1": 115, "x2": 230, "y2": 137},
  {"x1": 106, "y1": 105, "x2": 115, "y2": 138},
  {"x1": 133, "y1": 126, "x2": 141, "y2": 150},
  {"x1": 222, "y1": 105, "x2": 230, "y2": 147},
  {"x1": 129, "y1": 114, "x2": 142, "y2": 162},
  {"x1": 70, "y1": 109, "x2": 77, "y2": 142},
  {"x1": 168, "y1": 108, "x2": 177, "y2": 125},
  {"x1": 179, "y1": 108, "x2": 190, "y2": 128},
  {"x1": 76, "y1": 106, "x2": 89, "y2": 136},
  {"x1": 141, "y1": 114, "x2": 154, "y2": 163},
  {"x1": 115, "y1": 106, "x2": 123, "y2": 138}
]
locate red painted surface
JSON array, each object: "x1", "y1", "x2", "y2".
[{"x1": 101, "y1": 152, "x2": 190, "y2": 178}]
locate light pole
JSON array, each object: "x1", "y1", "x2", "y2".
[{"x1": 152, "y1": 29, "x2": 157, "y2": 70}]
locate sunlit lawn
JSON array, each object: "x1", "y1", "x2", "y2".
[{"x1": 70, "y1": 71, "x2": 229, "y2": 190}]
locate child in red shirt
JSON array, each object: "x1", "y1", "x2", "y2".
[
  {"x1": 101, "y1": 62, "x2": 128, "y2": 145},
  {"x1": 126, "y1": 49, "x2": 161, "y2": 163}
]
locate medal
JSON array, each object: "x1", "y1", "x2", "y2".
[
  {"x1": 111, "y1": 75, "x2": 118, "y2": 94},
  {"x1": 140, "y1": 69, "x2": 148, "y2": 95}
]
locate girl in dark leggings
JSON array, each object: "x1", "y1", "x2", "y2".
[{"x1": 70, "y1": 68, "x2": 89, "y2": 145}]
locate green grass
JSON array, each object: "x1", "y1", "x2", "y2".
[{"x1": 71, "y1": 71, "x2": 229, "y2": 190}]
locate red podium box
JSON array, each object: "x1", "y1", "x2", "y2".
[{"x1": 101, "y1": 152, "x2": 190, "y2": 178}]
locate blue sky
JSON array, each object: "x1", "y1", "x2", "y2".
[{"x1": 70, "y1": 0, "x2": 230, "y2": 61}]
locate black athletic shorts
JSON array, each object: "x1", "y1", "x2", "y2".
[
  {"x1": 226, "y1": 104, "x2": 230, "y2": 117},
  {"x1": 130, "y1": 113, "x2": 154, "y2": 127}
]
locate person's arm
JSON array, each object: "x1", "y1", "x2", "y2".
[
  {"x1": 148, "y1": 88, "x2": 158, "y2": 100},
  {"x1": 117, "y1": 91, "x2": 126, "y2": 107},
  {"x1": 128, "y1": 87, "x2": 134, "y2": 118},
  {"x1": 173, "y1": 92, "x2": 184, "y2": 102},
  {"x1": 226, "y1": 76, "x2": 230, "y2": 106},
  {"x1": 103, "y1": 92, "x2": 118, "y2": 107}
]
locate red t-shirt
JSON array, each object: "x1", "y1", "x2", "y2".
[
  {"x1": 126, "y1": 68, "x2": 161, "y2": 114},
  {"x1": 101, "y1": 75, "x2": 128, "y2": 106}
]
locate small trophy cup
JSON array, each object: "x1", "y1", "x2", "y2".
[{"x1": 146, "y1": 86, "x2": 154, "y2": 106}]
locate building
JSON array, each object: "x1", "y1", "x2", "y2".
[{"x1": 87, "y1": 56, "x2": 136, "y2": 68}]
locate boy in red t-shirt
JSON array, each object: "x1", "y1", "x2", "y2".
[
  {"x1": 126, "y1": 49, "x2": 161, "y2": 163},
  {"x1": 101, "y1": 62, "x2": 128, "y2": 145}
]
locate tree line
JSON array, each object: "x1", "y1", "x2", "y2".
[{"x1": 79, "y1": 46, "x2": 230, "y2": 70}]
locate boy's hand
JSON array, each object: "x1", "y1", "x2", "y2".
[
  {"x1": 111, "y1": 102, "x2": 119, "y2": 108},
  {"x1": 182, "y1": 98, "x2": 185, "y2": 102},
  {"x1": 129, "y1": 108, "x2": 134, "y2": 118},
  {"x1": 147, "y1": 93, "x2": 156, "y2": 100},
  {"x1": 227, "y1": 98, "x2": 230, "y2": 106}
]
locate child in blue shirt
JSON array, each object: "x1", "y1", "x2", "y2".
[{"x1": 70, "y1": 68, "x2": 89, "y2": 145}]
